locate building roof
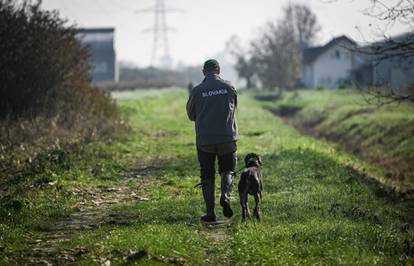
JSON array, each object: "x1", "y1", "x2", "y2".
[
  {"x1": 303, "y1": 35, "x2": 356, "y2": 64},
  {"x1": 77, "y1": 27, "x2": 115, "y2": 34},
  {"x1": 76, "y1": 27, "x2": 115, "y2": 50},
  {"x1": 358, "y1": 31, "x2": 414, "y2": 57},
  {"x1": 363, "y1": 31, "x2": 413, "y2": 47}
]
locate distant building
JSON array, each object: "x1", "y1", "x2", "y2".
[
  {"x1": 77, "y1": 28, "x2": 117, "y2": 84},
  {"x1": 353, "y1": 32, "x2": 414, "y2": 89},
  {"x1": 301, "y1": 36, "x2": 358, "y2": 89},
  {"x1": 300, "y1": 33, "x2": 414, "y2": 89}
]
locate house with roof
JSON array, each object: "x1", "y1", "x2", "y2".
[
  {"x1": 301, "y1": 36, "x2": 359, "y2": 89},
  {"x1": 301, "y1": 33, "x2": 414, "y2": 89},
  {"x1": 353, "y1": 32, "x2": 414, "y2": 89}
]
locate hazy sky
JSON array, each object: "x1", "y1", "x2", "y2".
[{"x1": 41, "y1": 0, "x2": 410, "y2": 67}]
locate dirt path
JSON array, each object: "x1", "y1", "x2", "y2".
[
  {"x1": 201, "y1": 228, "x2": 233, "y2": 266},
  {"x1": 14, "y1": 179, "x2": 150, "y2": 265}
]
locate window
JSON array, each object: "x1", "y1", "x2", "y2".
[
  {"x1": 92, "y1": 62, "x2": 108, "y2": 73},
  {"x1": 335, "y1": 50, "x2": 341, "y2": 59}
]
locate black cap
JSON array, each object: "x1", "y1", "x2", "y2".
[{"x1": 203, "y1": 59, "x2": 220, "y2": 71}]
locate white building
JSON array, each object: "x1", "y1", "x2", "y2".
[{"x1": 301, "y1": 36, "x2": 358, "y2": 89}]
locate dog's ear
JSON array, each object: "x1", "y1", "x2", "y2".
[
  {"x1": 257, "y1": 155, "x2": 262, "y2": 166},
  {"x1": 244, "y1": 153, "x2": 252, "y2": 166}
]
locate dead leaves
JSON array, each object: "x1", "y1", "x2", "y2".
[
  {"x1": 122, "y1": 249, "x2": 188, "y2": 266},
  {"x1": 70, "y1": 186, "x2": 150, "y2": 210}
]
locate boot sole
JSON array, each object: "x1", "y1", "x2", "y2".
[
  {"x1": 201, "y1": 216, "x2": 217, "y2": 223},
  {"x1": 220, "y1": 200, "x2": 233, "y2": 218}
]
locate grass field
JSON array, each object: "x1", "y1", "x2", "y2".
[
  {"x1": 259, "y1": 89, "x2": 414, "y2": 194},
  {"x1": 0, "y1": 89, "x2": 413, "y2": 265}
]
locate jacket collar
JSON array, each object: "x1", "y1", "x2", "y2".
[{"x1": 203, "y1": 73, "x2": 221, "y2": 82}]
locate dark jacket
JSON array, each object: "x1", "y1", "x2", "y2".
[{"x1": 186, "y1": 73, "x2": 238, "y2": 146}]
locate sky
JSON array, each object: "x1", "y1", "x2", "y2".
[{"x1": 41, "y1": 0, "x2": 410, "y2": 68}]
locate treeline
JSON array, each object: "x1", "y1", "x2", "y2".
[
  {"x1": 0, "y1": 0, "x2": 120, "y2": 177},
  {"x1": 102, "y1": 64, "x2": 203, "y2": 91}
]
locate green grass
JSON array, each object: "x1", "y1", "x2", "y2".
[
  {"x1": 1, "y1": 88, "x2": 413, "y2": 265},
  {"x1": 259, "y1": 89, "x2": 414, "y2": 193}
]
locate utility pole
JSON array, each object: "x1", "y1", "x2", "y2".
[{"x1": 136, "y1": 0, "x2": 183, "y2": 69}]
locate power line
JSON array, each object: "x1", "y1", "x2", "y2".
[{"x1": 136, "y1": 0, "x2": 183, "y2": 68}]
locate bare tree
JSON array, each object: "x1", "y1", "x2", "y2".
[
  {"x1": 284, "y1": 3, "x2": 321, "y2": 48},
  {"x1": 251, "y1": 21, "x2": 300, "y2": 89},
  {"x1": 227, "y1": 36, "x2": 257, "y2": 89},
  {"x1": 364, "y1": 1, "x2": 414, "y2": 104},
  {"x1": 361, "y1": 85, "x2": 414, "y2": 105},
  {"x1": 249, "y1": 3, "x2": 320, "y2": 89},
  {"x1": 330, "y1": 0, "x2": 414, "y2": 104},
  {"x1": 359, "y1": 1, "x2": 414, "y2": 63},
  {"x1": 364, "y1": 0, "x2": 414, "y2": 25}
]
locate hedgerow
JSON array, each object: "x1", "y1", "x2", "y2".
[{"x1": 0, "y1": 0, "x2": 121, "y2": 179}]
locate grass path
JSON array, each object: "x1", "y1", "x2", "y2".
[{"x1": 1, "y1": 89, "x2": 413, "y2": 265}]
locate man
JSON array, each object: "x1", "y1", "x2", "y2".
[{"x1": 186, "y1": 59, "x2": 238, "y2": 223}]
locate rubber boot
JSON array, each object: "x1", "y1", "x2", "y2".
[
  {"x1": 200, "y1": 178, "x2": 216, "y2": 222},
  {"x1": 220, "y1": 171, "x2": 234, "y2": 218}
]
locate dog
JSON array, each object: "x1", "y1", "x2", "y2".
[{"x1": 238, "y1": 153, "x2": 263, "y2": 221}]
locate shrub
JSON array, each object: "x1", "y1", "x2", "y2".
[
  {"x1": 0, "y1": 0, "x2": 121, "y2": 177},
  {"x1": 0, "y1": 0, "x2": 119, "y2": 129}
]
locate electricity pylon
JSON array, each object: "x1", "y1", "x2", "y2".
[{"x1": 136, "y1": 0, "x2": 183, "y2": 68}]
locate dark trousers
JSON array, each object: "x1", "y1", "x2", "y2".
[{"x1": 197, "y1": 148, "x2": 236, "y2": 180}]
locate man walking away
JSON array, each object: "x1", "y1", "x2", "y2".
[{"x1": 186, "y1": 59, "x2": 238, "y2": 223}]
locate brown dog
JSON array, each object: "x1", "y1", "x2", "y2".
[{"x1": 238, "y1": 153, "x2": 263, "y2": 220}]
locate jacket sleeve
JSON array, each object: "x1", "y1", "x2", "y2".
[
  {"x1": 234, "y1": 88, "x2": 238, "y2": 108},
  {"x1": 186, "y1": 92, "x2": 196, "y2": 121},
  {"x1": 232, "y1": 85, "x2": 238, "y2": 108}
]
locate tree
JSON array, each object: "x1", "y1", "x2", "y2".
[
  {"x1": 283, "y1": 3, "x2": 321, "y2": 48},
  {"x1": 227, "y1": 36, "x2": 257, "y2": 89},
  {"x1": 249, "y1": 3, "x2": 320, "y2": 89},
  {"x1": 251, "y1": 21, "x2": 299, "y2": 89},
  {"x1": 0, "y1": 0, "x2": 91, "y2": 118},
  {"x1": 365, "y1": 0, "x2": 414, "y2": 25},
  {"x1": 0, "y1": 0, "x2": 120, "y2": 138}
]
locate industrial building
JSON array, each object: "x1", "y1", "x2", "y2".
[{"x1": 77, "y1": 28, "x2": 117, "y2": 84}]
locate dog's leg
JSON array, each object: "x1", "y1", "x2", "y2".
[
  {"x1": 239, "y1": 191, "x2": 246, "y2": 220},
  {"x1": 245, "y1": 197, "x2": 251, "y2": 219},
  {"x1": 253, "y1": 193, "x2": 261, "y2": 221},
  {"x1": 239, "y1": 173, "x2": 250, "y2": 221},
  {"x1": 239, "y1": 191, "x2": 250, "y2": 220}
]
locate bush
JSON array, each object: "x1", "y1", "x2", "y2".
[
  {"x1": 0, "y1": 0, "x2": 121, "y2": 177},
  {"x1": 0, "y1": 0, "x2": 119, "y2": 128}
]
